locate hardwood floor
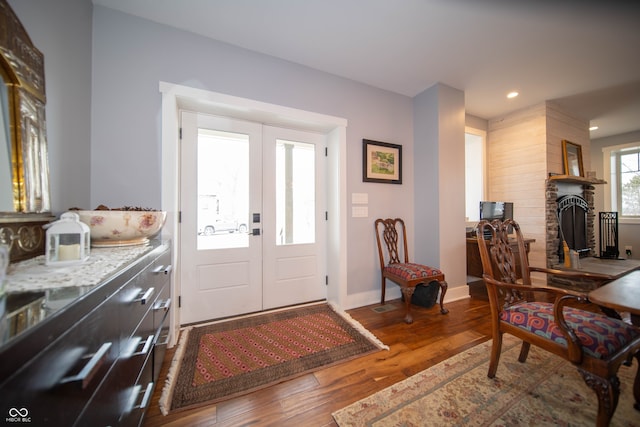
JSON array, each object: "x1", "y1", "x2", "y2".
[{"x1": 143, "y1": 297, "x2": 493, "y2": 427}]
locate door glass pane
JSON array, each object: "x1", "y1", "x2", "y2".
[
  {"x1": 276, "y1": 139, "x2": 315, "y2": 245},
  {"x1": 197, "y1": 129, "x2": 249, "y2": 250}
]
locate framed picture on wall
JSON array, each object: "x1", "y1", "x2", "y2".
[
  {"x1": 362, "y1": 139, "x2": 402, "y2": 184},
  {"x1": 562, "y1": 139, "x2": 584, "y2": 177}
]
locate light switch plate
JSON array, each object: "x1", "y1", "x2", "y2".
[
  {"x1": 351, "y1": 193, "x2": 368, "y2": 204},
  {"x1": 352, "y1": 206, "x2": 368, "y2": 217}
]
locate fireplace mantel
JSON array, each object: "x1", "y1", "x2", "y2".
[{"x1": 548, "y1": 175, "x2": 607, "y2": 185}]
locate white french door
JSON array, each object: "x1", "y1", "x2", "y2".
[
  {"x1": 179, "y1": 112, "x2": 262, "y2": 324},
  {"x1": 179, "y1": 111, "x2": 326, "y2": 325},
  {"x1": 262, "y1": 126, "x2": 326, "y2": 310}
]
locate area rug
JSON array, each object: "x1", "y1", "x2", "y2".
[
  {"x1": 159, "y1": 302, "x2": 388, "y2": 414},
  {"x1": 333, "y1": 335, "x2": 639, "y2": 426}
]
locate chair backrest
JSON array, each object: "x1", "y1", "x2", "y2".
[
  {"x1": 476, "y1": 219, "x2": 532, "y2": 286},
  {"x1": 375, "y1": 218, "x2": 409, "y2": 268}
]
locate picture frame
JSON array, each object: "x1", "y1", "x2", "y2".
[
  {"x1": 363, "y1": 139, "x2": 402, "y2": 184},
  {"x1": 562, "y1": 139, "x2": 584, "y2": 177}
]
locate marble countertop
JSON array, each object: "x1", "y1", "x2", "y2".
[{"x1": 5, "y1": 244, "x2": 154, "y2": 293}]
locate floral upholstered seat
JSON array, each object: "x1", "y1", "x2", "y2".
[
  {"x1": 385, "y1": 263, "x2": 443, "y2": 281},
  {"x1": 374, "y1": 218, "x2": 448, "y2": 324},
  {"x1": 501, "y1": 302, "x2": 640, "y2": 359}
]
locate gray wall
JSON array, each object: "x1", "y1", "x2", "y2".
[
  {"x1": 90, "y1": 6, "x2": 420, "y2": 300},
  {"x1": 414, "y1": 84, "x2": 467, "y2": 288},
  {"x1": 591, "y1": 130, "x2": 640, "y2": 260}
]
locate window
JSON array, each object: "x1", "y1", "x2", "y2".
[
  {"x1": 465, "y1": 128, "x2": 486, "y2": 222},
  {"x1": 604, "y1": 142, "x2": 640, "y2": 222}
]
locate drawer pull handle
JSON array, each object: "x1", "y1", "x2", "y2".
[
  {"x1": 163, "y1": 265, "x2": 173, "y2": 275},
  {"x1": 126, "y1": 381, "x2": 154, "y2": 414},
  {"x1": 60, "y1": 342, "x2": 112, "y2": 389},
  {"x1": 134, "y1": 287, "x2": 155, "y2": 305},
  {"x1": 133, "y1": 335, "x2": 154, "y2": 357},
  {"x1": 137, "y1": 382, "x2": 154, "y2": 410},
  {"x1": 153, "y1": 298, "x2": 171, "y2": 312},
  {"x1": 157, "y1": 331, "x2": 171, "y2": 347},
  {"x1": 152, "y1": 265, "x2": 165, "y2": 274}
]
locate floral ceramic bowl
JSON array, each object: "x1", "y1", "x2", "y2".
[{"x1": 74, "y1": 210, "x2": 167, "y2": 247}]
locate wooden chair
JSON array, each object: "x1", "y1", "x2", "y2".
[
  {"x1": 477, "y1": 219, "x2": 640, "y2": 427},
  {"x1": 374, "y1": 218, "x2": 448, "y2": 324}
]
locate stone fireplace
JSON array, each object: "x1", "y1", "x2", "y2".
[{"x1": 545, "y1": 178, "x2": 596, "y2": 267}]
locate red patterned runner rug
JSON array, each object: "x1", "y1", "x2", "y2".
[{"x1": 159, "y1": 303, "x2": 388, "y2": 414}]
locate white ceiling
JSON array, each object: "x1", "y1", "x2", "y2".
[{"x1": 93, "y1": 0, "x2": 640, "y2": 139}]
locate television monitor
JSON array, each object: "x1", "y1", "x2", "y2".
[
  {"x1": 479, "y1": 201, "x2": 514, "y2": 237},
  {"x1": 479, "y1": 201, "x2": 505, "y2": 221}
]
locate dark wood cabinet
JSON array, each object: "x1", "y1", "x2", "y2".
[
  {"x1": 466, "y1": 237, "x2": 534, "y2": 279},
  {"x1": 0, "y1": 241, "x2": 171, "y2": 426},
  {"x1": 466, "y1": 237, "x2": 534, "y2": 299}
]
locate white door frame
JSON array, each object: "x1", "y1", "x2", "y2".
[{"x1": 159, "y1": 82, "x2": 348, "y2": 346}]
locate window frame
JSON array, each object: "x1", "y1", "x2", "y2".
[{"x1": 603, "y1": 141, "x2": 640, "y2": 224}]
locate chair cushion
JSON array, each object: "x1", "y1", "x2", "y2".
[
  {"x1": 500, "y1": 302, "x2": 640, "y2": 359},
  {"x1": 385, "y1": 263, "x2": 442, "y2": 281}
]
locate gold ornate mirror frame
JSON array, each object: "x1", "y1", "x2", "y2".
[{"x1": 0, "y1": 0, "x2": 53, "y2": 262}]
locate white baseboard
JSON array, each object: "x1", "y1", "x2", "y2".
[{"x1": 342, "y1": 284, "x2": 470, "y2": 311}]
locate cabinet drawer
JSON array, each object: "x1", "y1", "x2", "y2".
[
  {"x1": 120, "y1": 361, "x2": 154, "y2": 427},
  {"x1": 77, "y1": 331, "x2": 154, "y2": 426},
  {"x1": 78, "y1": 276, "x2": 162, "y2": 427},
  {"x1": 153, "y1": 327, "x2": 170, "y2": 382},
  {"x1": 119, "y1": 252, "x2": 171, "y2": 338},
  {"x1": 153, "y1": 280, "x2": 171, "y2": 330},
  {"x1": 141, "y1": 251, "x2": 172, "y2": 295},
  {"x1": 118, "y1": 277, "x2": 157, "y2": 340},
  {"x1": 122, "y1": 307, "x2": 156, "y2": 382},
  {"x1": 0, "y1": 299, "x2": 119, "y2": 425}
]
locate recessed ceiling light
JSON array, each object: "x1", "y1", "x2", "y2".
[
  {"x1": 589, "y1": 125, "x2": 599, "y2": 131},
  {"x1": 507, "y1": 91, "x2": 519, "y2": 99}
]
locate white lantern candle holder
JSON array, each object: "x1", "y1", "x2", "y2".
[{"x1": 45, "y1": 212, "x2": 91, "y2": 266}]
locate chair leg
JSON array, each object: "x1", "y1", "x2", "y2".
[
  {"x1": 437, "y1": 280, "x2": 449, "y2": 314},
  {"x1": 400, "y1": 287, "x2": 415, "y2": 324},
  {"x1": 517, "y1": 341, "x2": 531, "y2": 363},
  {"x1": 578, "y1": 369, "x2": 619, "y2": 427},
  {"x1": 381, "y1": 277, "x2": 386, "y2": 304},
  {"x1": 487, "y1": 333, "x2": 503, "y2": 378}
]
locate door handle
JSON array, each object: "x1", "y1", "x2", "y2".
[{"x1": 250, "y1": 228, "x2": 261, "y2": 236}]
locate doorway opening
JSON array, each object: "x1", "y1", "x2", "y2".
[{"x1": 159, "y1": 82, "x2": 348, "y2": 345}]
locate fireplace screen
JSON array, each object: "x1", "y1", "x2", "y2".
[
  {"x1": 557, "y1": 195, "x2": 589, "y2": 255},
  {"x1": 599, "y1": 212, "x2": 619, "y2": 259}
]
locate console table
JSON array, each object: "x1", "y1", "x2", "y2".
[{"x1": 0, "y1": 240, "x2": 172, "y2": 426}]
